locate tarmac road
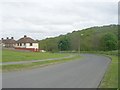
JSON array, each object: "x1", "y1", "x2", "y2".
[{"x1": 2, "y1": 54, "x2": 111, "y2": 88}]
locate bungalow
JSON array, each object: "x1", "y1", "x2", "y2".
[{"x1": 15, "y1": 35, "x2": 39, "y2": 52}]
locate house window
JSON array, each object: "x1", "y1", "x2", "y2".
[
  {"x1": 24, "y1": 43, "x2": 26, "y2": 46},
  {"x1": 20, "y1": 43, "x2": 22, "y2": 46},
  {"x1": 17, "y1": 43, "x2": 19, "y2": 46},
  {"x1": 30, "y1": 43, "x2": 32, "y2": 46}
]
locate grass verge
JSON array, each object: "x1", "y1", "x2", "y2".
[
  {"x1": 2, "y1": 55, "x2": 81, "y2": 72},
  {"x1": 99, "y1": 55, "x2": 118, "y2": 88},
  {"x1": 80, "y1": 50, "x2": 118, "y2": 88},
  {"x1": 2, "y1": 49, "x2": 72, "y2": 62}
]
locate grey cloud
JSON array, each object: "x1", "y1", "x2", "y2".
[{"x1": 1, "y1": 0, "x2": 118, "y2": 40}]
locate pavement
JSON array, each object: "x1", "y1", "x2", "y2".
[{"x1": 2, "y1": 54, "x2": 111, "y2": 88}]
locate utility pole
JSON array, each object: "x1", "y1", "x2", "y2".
[
  {"x1": 78, "y1": 34, "x2": 83, "y2": 54},
  {"x1": 78, "y1": 35, "x2": 80, "y2": 54}
]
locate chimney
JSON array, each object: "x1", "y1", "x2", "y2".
[
  {"x1": 24, "y1": 35, "x2": 27, "y2": 38},
  {"x1": 7, "y1": 37, "x2": 9, "y2": 39},
  {"x1": 11, "y1": 37, "x2": 14, "y2": 39}
]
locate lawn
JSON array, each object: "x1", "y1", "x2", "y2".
[
  {"x1": 2, "y1": 55, "x2": 80, "y2": 72},
  {"x1": 2, "y1": 49, "x2": 80, "y2": 72},
  {"x1": 99, "y1": 55, "x2": 118, "y2": 88},
  {"x1": 2, "y1": 49, "x2": 72, "y2": 62}
]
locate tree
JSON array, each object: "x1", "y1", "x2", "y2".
[
  {"x1": 101, "y1": 33, "x2": 118, "y2": 51},
  {"x1": 58, "y1": 37, "x2": 70, "y2": 51}
]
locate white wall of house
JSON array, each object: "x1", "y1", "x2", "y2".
[
  {"x1": 0, "y1": 43, "x2": 4, "y2": 47},
  {"x1": 26, "y1": 43, "x2": 39, "y2": 49},
  {"x1": 1, "y1": 43, "x2": 15, "y2": 48},
  {"x1": 15, "y1": 43, "x2": 25, "y2": 48},
  {"x1": 1, "y1": 43, "x2": 5, "y2": 47},
  {"x1": 15, "y1": 43, "x2": 39, "y2": 49}
]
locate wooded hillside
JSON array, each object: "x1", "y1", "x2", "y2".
[{"x1": 39, "y1": 25, "x2": 118, "y2": 52}]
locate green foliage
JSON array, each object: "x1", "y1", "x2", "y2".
[
  {"x1": 58, "y1": 37, "x2": 70, "y2": 51},
  {"x1": 39, "y1": 25, "x2": 118, "y2": 52},
  {"x1": 39, "y1": 38, "x2": 59, "y2": 52},
  {"x1": 101, "y1": 33, "x2": 118, "y2": 51},
  {"x1": 100, "y1": 55, "x2": 118, "y2": 88}
]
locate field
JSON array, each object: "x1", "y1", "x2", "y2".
[{"x1": 2, "y1": 49, "x2": 72, "y2": 62}]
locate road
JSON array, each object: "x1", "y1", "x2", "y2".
[{"x1": 2, "y1": 54, "x2": 111, "y2": 88}]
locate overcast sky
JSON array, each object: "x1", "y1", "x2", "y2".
[{"x1": 0, "y1": 0, "x2": 119, "y2": 40}]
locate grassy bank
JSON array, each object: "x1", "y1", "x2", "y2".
[
  {"x1": 80, "y1": 50, "x2": 118, "y2": 56},
  {"x1": 2, "y1": 55, "x2": 80, "y2": 72},
  {"x1": 80, "y1": 50, "x2": 118, "y2": 88},
  {"x1": 99, "y1": 55, "x2": 118, "y2": 88},
  {"x1": 2, "y1": 49, "x2": 72, "y2": 62}
]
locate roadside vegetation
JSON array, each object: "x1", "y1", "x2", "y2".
[
  {"x1": 2, "y1": 49, "x2": 72, "y2": 62},
  {"x1": 2, "y1": 55, "x2": 80, "y2": 72},
  {"x1": 2, "y1": 49, "x2": 80, "y2": 72},
  {"x1": 99, "y1": 55, "x2": 118, "y2": 88},
  {"x1": 80, "y1": 50, "x2": 118, "y2": 56},
  {"x1": 81, "y1": 50, "x2": 118, "y2": 88}
]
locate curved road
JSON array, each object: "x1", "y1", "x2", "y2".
[{"x1": 2, "y1": 54, "x2": 111, "y2": 88}]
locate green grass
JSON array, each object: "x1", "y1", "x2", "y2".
[
  {"x1": 99, "y1": 55, "x2": 118, "y2": 88},
  {"x1": 2, "y1": 49, "x2": 72, "y2": 62},
  {"x1": 2, "y1": 55, "x2": 80, "y2": 72},
  {"x1": 81, "y1": 50, "x2": 118, "y2": 56},
  {"x1": 80, "y1": 50, "x2": 118, "y2": 88},
  {"x1": 0, "y1": 49, "x2": 1, "y2": 72}
]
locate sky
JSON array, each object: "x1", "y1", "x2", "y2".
[{"x1": 0, "y1": 0, "x2": 119, "y2": 40}]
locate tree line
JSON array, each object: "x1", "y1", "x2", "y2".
[{"x1": 39, "y1": 25, "x2": 118, "y2": 52}]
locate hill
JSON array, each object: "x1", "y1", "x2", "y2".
[{"x1": 39, "y1": 24, "x2": 118, "y2": 52}]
